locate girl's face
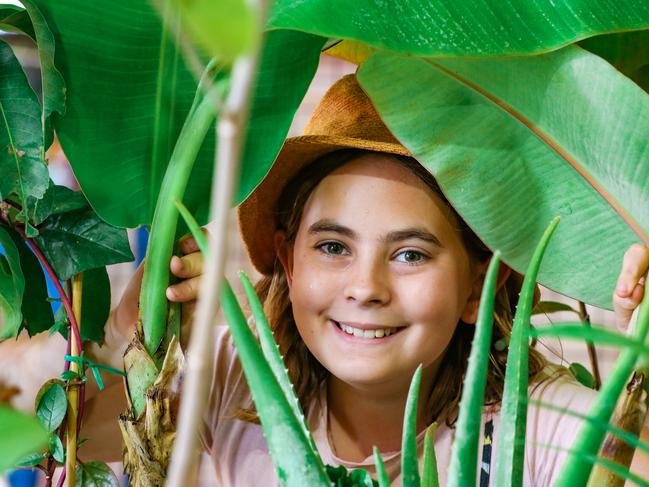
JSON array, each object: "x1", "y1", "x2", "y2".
[{"x1": 277, "y1": 153, "x2": 485, "y2": 392}]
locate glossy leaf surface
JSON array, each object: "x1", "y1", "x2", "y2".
[
  {"x1": 269, "y1": 0, "x2": 649, "y2": 57},
  {"x1": 494, "y1": 218, "x2": 559, "y2": 486},
  {"x1": 0, "y1": 406, "x2": 48, "y2": 474},
  {"x1": 36, "y1": 382, "x2": 67, "y2": 432},
  {"x1": 34, "y1": 206, "x2": 133, "y2": 281},
  {"x1": 0, "y1": 39, "x2": 49, "y2": 217},
  {"x1": 358, "y1": 47, "x2": 648, "y2": 309},
  {"x1": 0, "y1": 225, "x2": 24, "y2": 338},
  {"x1": 401, "y1": 365, "x2": 422, "y2": 486},
  {"x1": 6, "y1": 226, "x2": 53, "y2": 336},
  {"x1": 75, "y1": 461, "x2": 120, "y2": 487},
  {"x1": 54, "y1": 266, "x2": 111, "y2": 344},
  {"x1": 19, "y1": 0, "x2": 66, "y2": 145},
  {"x1": 30, "y1": 0, "x2": 324, "y2": 226},
  {"x1": 220, "y1": 281, "x2": 330, "y2": 486},
  {"x1": 447, "y1": 253, "x2": 500, "y2": 487}
]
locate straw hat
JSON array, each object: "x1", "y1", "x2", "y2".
[{"x1": 238, "y1": 73, "x2": 414, "y2": 275}]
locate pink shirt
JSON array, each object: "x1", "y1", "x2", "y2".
[{"x1": 202, "y1": 325, "x2": 596, "y2": 486}]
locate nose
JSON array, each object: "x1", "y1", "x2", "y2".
[{"x1": 343, "y1": 254, "x2": 391, "y2": 306}]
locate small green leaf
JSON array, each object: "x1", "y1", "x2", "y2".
[
  {"x1": 0, "y1": 225, "x2": 24, "y2": 338},
  {"x1": 75, "y1": 461, "x2": 120, "y2": 487},
  {"x1": 49, "y1": 433, "x2": 64, "y2": 463},
  {"x1": 568, "y1": 362, "x2": 597, "y2": 390},
  {"x1": 14, "y1": 452, "x2": 46, "y2": 468},
  {"x1": 60, "y1": 370, "x2": 85, "y2": 382},
  {"x1": 35, "y1": 207, "x2": 133, "y2": 280},
  {"x1": 532, "y1": 301, "x2": 580, "y2": 316},
  {"x1": 348, "y1": 468, "x2": 375, "y2": 487},
  {"x1": 36, "y1": 382, "x2": 68, "y2": 432},
  {"x1": 0, "y1": 405, "x2": 48, "y2": 473}
]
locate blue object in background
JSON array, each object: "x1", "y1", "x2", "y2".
[
  {"x1": 135, "y1": 226, "x2": 149, "y2": 267},
  {"x1": 8, "y1": 469, "x2": 38, "y2": 487}
]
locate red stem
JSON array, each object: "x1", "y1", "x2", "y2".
[{"x1": 20, "y1": 235, "x2": 83, "y2": 348}]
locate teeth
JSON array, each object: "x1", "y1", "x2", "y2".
[{"x1": 337, "y1": 322, "x2": 396, "y2": 339}]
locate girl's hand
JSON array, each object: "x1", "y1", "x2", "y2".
[
  {"x1": 613, "y1": 243, "x2": 649, "y2": 331},
  {"x1": 108, "y1": 234, "x2": 205, "y2": 349}
]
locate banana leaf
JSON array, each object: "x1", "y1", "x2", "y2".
[
  {"x1": 269, "y1": 0, "x2": 649, "y2": 57},
  {"x1": 31, "y1": 0, "x2": 324, "y2": 228},
  {"x1": 358, "y1": 47, "x2": 648, "y2": 309}
]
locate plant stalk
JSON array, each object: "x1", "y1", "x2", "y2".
[
  {"x1": 65, "y1": 273, "x2": 83, "y2": 487},
  {"x1": 138, "y1": 87, "x2": 221, "y2": 358},
  {"x1": 587, "y1": 371, "x2": 647, "y2": 486},
  {"x1": 578, "y1": 301, "x2": 602, "y2": 390},
  {"x1": 166, "y1": 1, "x2": 269, "y2": 482}
]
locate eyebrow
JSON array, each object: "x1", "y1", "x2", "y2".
[{"x1": 307, "y1": 219, "x2": 443, "y2": 247}]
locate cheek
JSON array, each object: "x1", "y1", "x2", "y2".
[{"x1": 288, "y1": 250, "x2": 337, "y2": 319}]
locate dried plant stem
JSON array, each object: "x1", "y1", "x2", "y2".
[
  {"x1": 578, "y1": 301, "x2": 602, "y2": 390},
  {"x1": 166, "y1": 2, "x2": 269, "y2": 483},
  {"x1": 587, "y1": 371, "x2": 647, "y2": 486},
  {"x1": 65, "y1": 273, "x2": 83, "y2": 486}
]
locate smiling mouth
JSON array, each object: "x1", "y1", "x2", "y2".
[{"x1": 332, "y1": 320, "x2": 406, "y2": 339}]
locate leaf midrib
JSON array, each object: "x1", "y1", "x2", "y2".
[{"x1": 424, "y1": 57, "x2": 648, "y2": 245}]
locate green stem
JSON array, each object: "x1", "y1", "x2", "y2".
[{"x1": 139, "y1": 88, "x2": 219, "y2": 357}]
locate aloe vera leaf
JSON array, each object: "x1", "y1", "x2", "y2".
[
  {"x1": 422, "y1": 423, "x2": 439, "y2": 487},
  {"x1": 447, "y1": 251, "x2": 500, "y2": 487},
  {"x1": 239, "y1": 272, "x2": 318, "y2": 452},
  {"x1": 219, "y1": 282, "x2": 330, "y2": 486},
  {"x1": 494, "y1": 217, "x2": 560, "y2": 487},
  {"x1": 373, "y1": 446, "x2": 390, "y2": 487},
  {"x1": 531, "y1": 323, "x2": 649, "y2": 356},
  {"x1": 554, "y1": 293, "x2": 649, "y2": 486},
  {"x1": 140, "y1": 79, "x2": 224, "y2": 357},
  {"x1": 402, "y1": 364, "x2": 423, "y2": 487}
]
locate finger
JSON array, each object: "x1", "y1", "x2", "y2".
[
  {"x1": 613, "y1": 281, "x2": 645, "y2": 331},
  {"x1": 166, "y1": 276, "x2": 202, "y2": 303},
  {"x1": 170, "y1": 252, "x2": 204, "y2": 279},
  {"x1": 178, "y1": 228, "x2": 210, "y2": 254},
  {"x1": 615, "y1": 244, "x2": 649, "y2": 297}
]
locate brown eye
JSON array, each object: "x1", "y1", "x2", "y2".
[{"x1": 318, "y1": 241, "x2": 348, "y2": 256}]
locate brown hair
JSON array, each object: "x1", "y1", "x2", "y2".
[{"x1": 236, "y1": 149, "x2": 549, "y2": 426}]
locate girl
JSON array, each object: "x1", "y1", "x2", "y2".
[{"x1": 103, "y1": 74, "x2": 649, "y2": 485}]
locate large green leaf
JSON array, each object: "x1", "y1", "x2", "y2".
[
  {"x1": 580, "y1": 30, "x2": 649, "y2": 93},
  {"x1": 31, "y1": 0, "x2": 215, "y2": 228},
  {"x1": 32, "y1": 0, "x2": 323, "y2": 227},
  {"x1": 0, "y1": 406, "x2": 48, "y2": 474},
  {"x1": 5, "y1": 226, "x2": 53, "y2": 336},
  {"x1": 0, "y1": 39, "x2": 49, "y2": 217},
  {"x1": 0, "y1": 225, "x2": 24, "y2": 338},
  {"x1": 358, "y1": 46, "x2": 648, "y2": 309},
  {"x1": 34, "y1": 206, "x2": 133, "y2": 281},
  {"x1": 269, "y1": 0, "x2": 649, "y2": 57}
]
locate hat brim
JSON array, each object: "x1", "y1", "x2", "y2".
[{"x1": 238, "y1": 134, "x2": 411, "y2": 275}]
